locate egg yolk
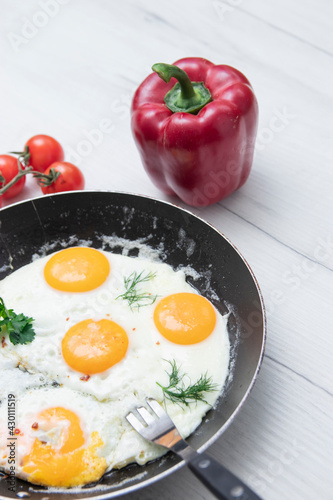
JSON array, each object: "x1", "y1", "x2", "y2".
[
  {"x1": 153, "y1": 292, "x2": 216, "y2": 345},
  {"x1": 62, "y1": 319, "x2": 128, "y2": 374},
  {"x1": 22, "y1": 407, "x2": 106, "y2": 487},
  {"x1": 44, "y1": 247, "x2": 110, "y2": 292}
]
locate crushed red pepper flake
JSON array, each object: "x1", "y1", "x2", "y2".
[
  {"x1": 31, "y1": 422, "x2": 39, "y2": 430},
  {"x1": 80, "y1": 374, "x2": 90, "y2": 382},
  {"x1": 1, "y1": 337, "x2": 6, "y2": 348}
]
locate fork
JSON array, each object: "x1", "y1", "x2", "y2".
[{"x1": 126, "y1": 398, "x2": 263, "y2": 500}]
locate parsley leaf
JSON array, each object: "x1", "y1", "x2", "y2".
[{"x1": 0, "y1": 297, "x2": 36, "y2": 345}]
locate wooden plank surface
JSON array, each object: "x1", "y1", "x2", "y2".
[{"x1": 0, "y1": 0, "x2": 332, "y2": 499}]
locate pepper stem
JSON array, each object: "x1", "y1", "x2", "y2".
[{"x1": 152, "y1": 63, "x2": 212, "y2": 114}]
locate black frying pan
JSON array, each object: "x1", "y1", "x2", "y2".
[{"x1": 0, "y1": 191, "x2": 266, "y2": 500}]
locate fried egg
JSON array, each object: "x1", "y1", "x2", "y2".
[
  {"x1": 0, "y1": 246, "x2": 230, "y2": 488},
  {"x1": 0, "y1": 387, "x2": 121, "y2": 487}
]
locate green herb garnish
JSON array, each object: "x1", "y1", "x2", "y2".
[
  {"x1": 0, "y1": 297, "x2": 35, "y2": 345},
  {"x1": 116, "y1": 270, "x2": 157, "y2": 310},
  {"x1": 156, "y1": 359, "x2": 217, "y2": 406}
]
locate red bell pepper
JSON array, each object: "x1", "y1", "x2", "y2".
[{"x1": 131, "y1": 57, "x2": 258, "y2": 207}]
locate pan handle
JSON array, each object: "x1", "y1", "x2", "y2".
[{"x1": 187, "y1": 451, "x2": 263, "y2": 500}]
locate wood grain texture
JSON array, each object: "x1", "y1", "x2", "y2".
[{"x1": 0, "y1": 0, "x2": 332, "y2": 498}]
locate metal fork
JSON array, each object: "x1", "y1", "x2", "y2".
[{"x1": 126, "y1": 398, "x2": 263, "y2": 500}]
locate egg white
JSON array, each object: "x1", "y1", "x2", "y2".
[{"x1": 0, "y1": 248, "x2": 230, "y2": 484}]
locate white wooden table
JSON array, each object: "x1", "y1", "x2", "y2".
[{"x1": 1, "y1": 1, "x2": 332, "y2": 499}]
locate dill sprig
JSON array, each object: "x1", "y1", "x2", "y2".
[
  {"x1": 116, "y1": 270, "x2": 157, "y2": 310},
  {"x1": 156, "y1": 360, "x2": 218, "y2": 407}
]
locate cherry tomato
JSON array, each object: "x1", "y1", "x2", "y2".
[
  {"x1": 0, "y1": 155, "x2": 26, "y2": 199},
  {"x1": 25, "y1": 135, "x2": 64, "y2": 173},
  {"x1": 41, "y1": 162, "x2": 85, "y2": 194}
]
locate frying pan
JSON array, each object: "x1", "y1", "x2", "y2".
[{"x1": 0, "y1": 191, "x2": 266, "y2": 500}]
